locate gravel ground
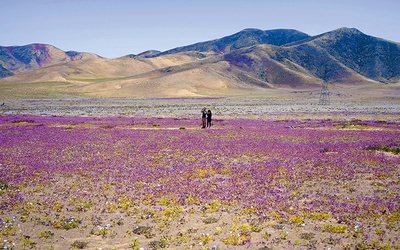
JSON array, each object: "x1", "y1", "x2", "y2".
[{"x1": 1, "y1": 95, "x2": 399, "y2": 121}]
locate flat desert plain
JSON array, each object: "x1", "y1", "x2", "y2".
[{"x1": 0, "y1": 83, "x2": 399, "y2": 250}]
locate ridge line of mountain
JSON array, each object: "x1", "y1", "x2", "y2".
[{"x1": 1, "y1": 27, "x2": 399, "y2": 85}]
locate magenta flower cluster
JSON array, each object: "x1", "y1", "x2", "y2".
[
  {"x1": 0, "y1": 114, "x2": 399, "y2": 248},
  {"x1": 1, "y1": 115, "x2": 398, "y2": 214}
]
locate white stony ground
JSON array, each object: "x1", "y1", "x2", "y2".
[{"x1": 1, "y1": 93, "x2": 399, "y2": 121}]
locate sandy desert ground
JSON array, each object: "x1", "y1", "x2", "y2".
[
  {"x1": 0, "y1": 82, "x2": 399, "y2": 250},
  {"x1": 1, "y1": 112, "x2": 399, "y2": 250},
  {"x1": 1, "y1": 82, "x2": 399, "y2": 120}
]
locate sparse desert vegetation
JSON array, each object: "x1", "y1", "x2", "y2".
[
  {"x1": 0, "y1": 110, "x2": 399, "y2": 249},
  {"x1": 1, "y1": 48, "x2": 399, "y2": 249},
  {"x1": 2, "y1": 6, "x2": 400, "y2": 250}
]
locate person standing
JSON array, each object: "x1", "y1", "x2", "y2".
[
  {"x1": 206, "y1": 109, "x2": 212, "y2": 128},
  {"x1": 201, "y1": 107, "x2": 207, "y2": 128}
]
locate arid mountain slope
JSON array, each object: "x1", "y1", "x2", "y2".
[
  {"x1": 151, "y1": 28, "x2": 400, "y2": 85},
  {"x1": 0, "y1": 44, "x2": 100, "y2": 77},
  {"x1": 313, "y1": 28, "x2": 400, "y2": 82},
  {"x1": 152, "y1": 28, "x2": 310, "y2": 56},
  {"x1": 0, "y1": 28, "x2": 399, "y2": 98},
  {"x1": 268, "y1": 28, "x2": 400, "y2": 83}
]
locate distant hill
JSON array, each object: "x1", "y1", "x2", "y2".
[
  {"x1": 0, "y1": 43, "x2": 100, "y2": 76},
  {"x1": 149, "y1": 28, "x2": 400, "y2": 84},
  {"x1": 312, "y1": 28, "x2": 400, "y2": 82},
  {"x1": 0, "y1": 28, "x2": 399, "y2": 98},
  {"x1": 150, "y1": 28, "x2": 311, "y2": 56}
]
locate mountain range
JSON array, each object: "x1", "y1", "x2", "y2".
[
  {"x1": 0, "y1": 27, "x2": 399, "y2": 98},
  {"x1": 0, "y1": 43, "x2": 99, "y2": 78}
]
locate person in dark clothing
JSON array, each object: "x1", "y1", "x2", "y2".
[
  {"x1": 201, "y1": 107, "x2": 207, "y2": 128},
  {"x1": 206, "y1": 109, "x2": 212, "y2": 128}
]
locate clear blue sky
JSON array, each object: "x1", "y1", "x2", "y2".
[{"x1": 2, "y1": 0, "x2": 399, "y2": 58}]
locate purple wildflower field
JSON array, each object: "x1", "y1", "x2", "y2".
[{"x1": 0, "y1": 114, "x2": 399, "y2": 249}]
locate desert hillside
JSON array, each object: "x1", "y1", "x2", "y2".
[{"x1": 0, "y1": 27, "x2": 399, "y2": 99}]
